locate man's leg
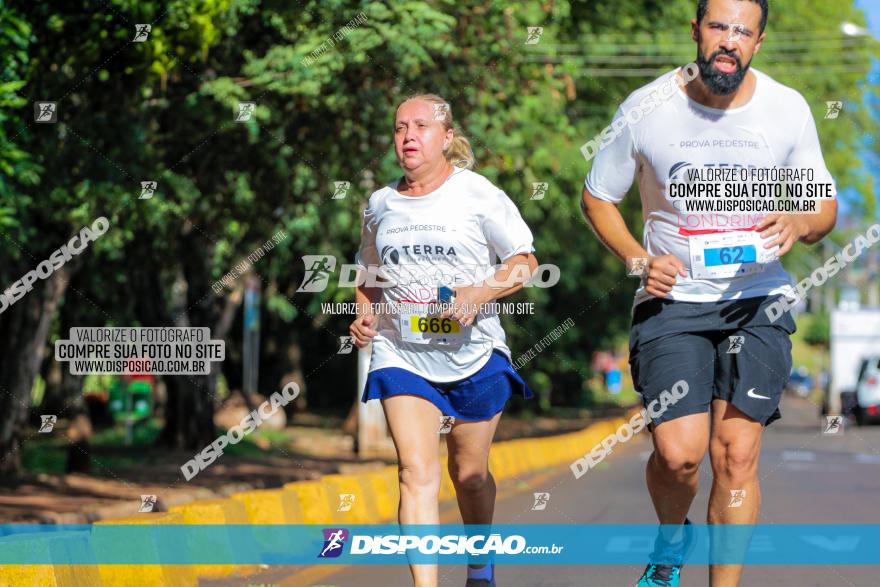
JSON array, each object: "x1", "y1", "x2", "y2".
[
  {"x1": 629, "y1": 310, "x2": 718, "y2": 585},
  {"x1": 647, "y1": 412, "x2": 710, "y2": 528},
  {"x1": 707, "y1": 316, "x2": 793, "y2": 586},
  {"x1": 707, "y1": 399, "x2": 764, "y2": 587}
]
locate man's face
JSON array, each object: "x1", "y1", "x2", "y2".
[{"x1": 692, "y1": 0, "x2": 765, "y2": 95}]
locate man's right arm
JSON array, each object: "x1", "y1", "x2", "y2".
[{"x1": 580, "y1": 186, "x2": 685, "y2": 298}]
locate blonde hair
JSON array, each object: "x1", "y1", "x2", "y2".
[{"x1": 396, "y1": 93, "x2": 475, "y2": 169}]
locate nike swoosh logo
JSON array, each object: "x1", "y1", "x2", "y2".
[{"x1": 747, "y1": 388, "x2": 771, "y2": 400}]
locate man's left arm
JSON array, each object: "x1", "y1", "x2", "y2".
[{"x1": 757, "y1": 108, "x2": 838, "y2": 256}]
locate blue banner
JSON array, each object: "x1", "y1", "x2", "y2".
[{"x1": 1, "y1": 524, "x2": 878, "y2": 565}]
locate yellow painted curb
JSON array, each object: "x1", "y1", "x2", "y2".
[
  {"x1": 168, "y1": 498, "x2": 257, "y2": 579},
  {"x1": 232, "y1": 488, "x2": 302, "y2": 524},
  {"x1": 439, "y1": 457, "x2": 456, "y2": 502},
  {"x1": 358, "y1": 471, "x2": 397, "y2": 521},
  {"x1": 316, "y1": 473, "x2": 377, "y2": 524},
  {"x1": 94, "y1": 512, "x2": 197, "y2": 587},
  {"x1": 231, "y1": 488, "x2": 308, "y2": 559},
  {"x1": 283, "y1": 479, "x2": 334, "y2": 524},
  {"x1": 489, "y1": 444, "x2": 513, "y2": 480},
  {"x1": 0, "y1": 531, "x2": 101, "y2": 587},
  {"x1": 54, "y1": 409, "x2": 640, "y2": 587}
]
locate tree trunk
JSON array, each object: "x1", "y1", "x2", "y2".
[
  {"x1": 0, "y1": 267, "x2": 70, "y2": 475},
  {"x1": 157, "y1": 231, "x2": 242, "y2": 450}
]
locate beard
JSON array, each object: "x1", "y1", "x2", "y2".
[{"x1": 696, "y1": 47, "x2": 750, "y2": 96}]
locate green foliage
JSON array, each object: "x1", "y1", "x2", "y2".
[
  {"x1": 1, "y1": 0, "x2": 874, "y2": 420},
  {"x1": 803, "y1": 310, "x2": 831, "y2": 347}
]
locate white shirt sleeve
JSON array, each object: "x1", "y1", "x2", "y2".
[
  {"x1": 583, "y1": 106, "x2": 638, "y2": 203},
  {"x1": 480, "y1": 191, "x2": 535, "y2": 261},
  {"x1": 355, "y1": 200, "x2": 380, "y2": 270},
  {"x1": 788, "y1": 106, "x2": 837, "y2": 197}
]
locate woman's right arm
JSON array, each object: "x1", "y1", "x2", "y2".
[{"x1": 350, "y1": 280, "x2": 383, "y2": 348}]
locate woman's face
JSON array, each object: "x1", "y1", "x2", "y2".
[{"x1": 394, "y1": 99, "x2": 453, "y2": 172}]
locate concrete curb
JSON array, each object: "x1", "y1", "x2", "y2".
[{"x1": 0, "y1": 411, "x2": 633, "y2": 586}]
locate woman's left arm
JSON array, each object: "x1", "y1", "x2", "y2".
[{"x1": 445, "y1": 253, "x2": 539, "y2": 326}]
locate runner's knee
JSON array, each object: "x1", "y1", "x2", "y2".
[
  {"x1": 710, "y1": 441, "x2": 759, "y2": 483},
  {"x1": 652, "y1": 445, "x2": 702, "y2": 480},
  {"x1": 448, "y1": 459, "x2": 491, "y2": 491},
  {"x1": 398, "y1": 460, "x2": 441, "y2": 493}
]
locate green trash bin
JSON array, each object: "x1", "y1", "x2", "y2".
[{"x1": 108, "y1": 378, "x2": 153, "y2": 422}]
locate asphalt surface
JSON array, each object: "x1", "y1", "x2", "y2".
[{"x1": 205, "y1": 395, "x2": 880, "y2": 587}]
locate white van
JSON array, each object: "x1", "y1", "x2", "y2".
[{"x1": 855, "y1": 357, "x2": 880, "y2": 425}]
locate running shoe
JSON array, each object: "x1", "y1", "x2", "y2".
[
  {"x1": 635, "y1": 518, "x2": 694, "y2": 587},
  {"x1": 465, "y1": 563, "x2": 495, "y2": 586}
]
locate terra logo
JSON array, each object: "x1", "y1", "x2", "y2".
[
  {"x1": 318, "y1": 528, "x2": 349, "y2": 558},
  {"x1": 381, "y1": 245, "x2": 400, "y2": 265}
]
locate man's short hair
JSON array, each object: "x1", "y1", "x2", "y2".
[{"x1": 696, "y1": 0, "x2": 769, "y2": 33}]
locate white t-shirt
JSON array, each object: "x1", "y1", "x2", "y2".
[
  {"x1": 585, "y1": 67, "x2": 836, "y2": 305},
  {"x1": 356, "y1": 168, "x2": 535, "y2": 382}
]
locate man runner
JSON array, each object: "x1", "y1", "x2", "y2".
[{"x1": 580, "y1": 0, "x2": 837, "y2": 585}]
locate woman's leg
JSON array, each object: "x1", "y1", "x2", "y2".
[
  {"x1": 446, "y1": 412, "x2": 503, "y2": 574},
  {"x1": 382, "y1": 395, "x2": 443, "y2": 587}
]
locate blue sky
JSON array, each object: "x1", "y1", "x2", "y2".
[{"x1": 857, "y1": 0, "x2": 880, "y2": 35}]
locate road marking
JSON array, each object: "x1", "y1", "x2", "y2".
[
  {"x1": 781, "y1": 450, "x2": 816, "y2": 461},
  {"x1": 854, "y1": 453, "x2": 880, "y2": 464}
]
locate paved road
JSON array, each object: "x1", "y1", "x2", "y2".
[{"x1": 207, "y1": 395, "x2": 880, "y2": 587}]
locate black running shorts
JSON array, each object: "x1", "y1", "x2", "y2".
[{"x1": 629, "y1": 295, "x2": 796, "y2": 427}]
